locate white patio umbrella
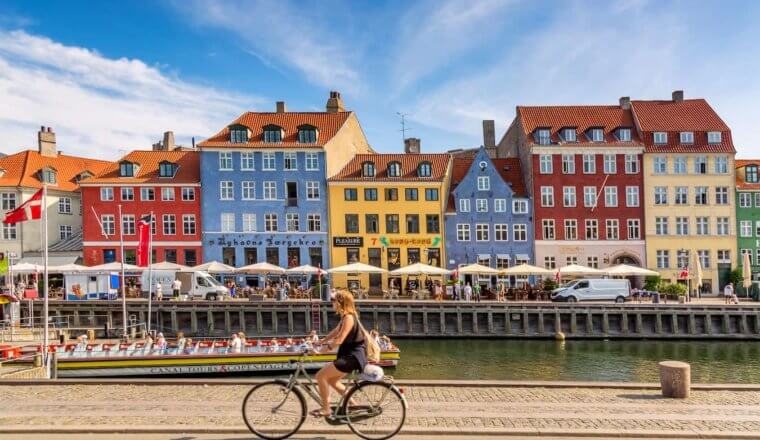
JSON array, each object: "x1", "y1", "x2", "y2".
[
  {"x1": 192, "y1": 261, "x2": 235, "y2": 273},
  {"x1": 85, "y1": 262, "x2": 141, "y2": 272},
  {"x1": 557, "y1": 264, "x2": 604, "y2": 276},
  {"x1": 390, "y1": 262, "x2": 451, "y2": 276},
  {"x1": 329, "y1": 262, "x2": 387, "y2": 274},
  {"x1": 499, "y1": 263, "x2": 553, "y2": 276},
  {"x1": 285, "y1": 264, "x2": 328, "y2": 275},
  {"x1": 148, "y1": 261, "x2": 189, "y2": 271},
  {"x1": 10, "y1": 263, "x2": 44, "y2": 274},
  {"x1": 48, "y1": 263, "x2": 88, "y2": 273},
  {"x1": 604, "y1": 264, "x2": 659, "y2": 277},
  {"x1": 743, "y1": 252, "x2": 752, "y2": 297},
  {"x1": 456, "y1": 263, "x2": 499, "y2": 275},
  {"x1": 236, "y1": 262, "x2": 286, "y2": 275}
]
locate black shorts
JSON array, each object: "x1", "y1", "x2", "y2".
[{"x1": 334, "y1": 355, "x2": 361, "y2": 373}]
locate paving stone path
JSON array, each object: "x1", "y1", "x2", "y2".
[{"x1": 2, "y1": 383, "x2": 760, "y2": 437}]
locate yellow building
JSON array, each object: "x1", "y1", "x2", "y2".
[
  {"x1": 327, "y1": 146, "x2": 451, "y2": 293},
  {"x1": 633, "y1": 92, "x2": 737, "y2": 294}
]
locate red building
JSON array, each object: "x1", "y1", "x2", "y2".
[
  {"x1": 499, "y1": 100, "x2": 647, "y2": 271},
  {"x1": 80, "y1": 149, "x2": 202, "y2": 266}
]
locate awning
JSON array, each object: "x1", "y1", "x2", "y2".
[
  {"x1": 496, "y1": 254, "x2": 511, "y2": 259},
  {"x1": 477, "y1": 254, "x2": 491, "y2": 260},
  {"x1": 20, "y1": 255, "x2": 81, "y2": 266},
  {"x1": 515, "y1": 254, "x2": 530, "y2": 261}
]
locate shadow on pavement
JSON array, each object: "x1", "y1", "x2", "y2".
[{"x1": 616, "y1": 393, "x2": 667, "y2": 400}]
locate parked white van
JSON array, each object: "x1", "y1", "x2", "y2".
[{"x1": 551, "y1": 279, "x2": 630, "y2": 303}]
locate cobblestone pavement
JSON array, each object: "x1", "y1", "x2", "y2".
[{"x1": 2, "y1": 384, "x2": 760, "y2": 437}]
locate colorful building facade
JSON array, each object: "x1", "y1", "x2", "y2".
[
  {"x1": 327, "y1": 150, "x2": 451, "y2": 292},
  {"x1": 736, "y1": 160, "x2": 760, "y2": 281}
]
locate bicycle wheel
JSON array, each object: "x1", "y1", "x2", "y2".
[
  {"x1": 242, "y1": 380, "x2": 306, "y2": 440},
  {"x1": 343, "y1": 381, "x2": 406, "y2": 440}
]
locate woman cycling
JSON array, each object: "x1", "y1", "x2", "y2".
[{"x1": 312, "y1": 289, "x2": 366, "y2": 418}]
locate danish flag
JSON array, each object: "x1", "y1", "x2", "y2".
[
  {"x1": 678, "y1": 268, "x2": 689, "y2": 280},
  {"x1": 3, "y1": 188, "x2": 43, "y2": 224}
]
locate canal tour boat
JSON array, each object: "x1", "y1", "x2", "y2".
[{"x1": 38, "y1": 337, "x2": 400, "y2": 378}]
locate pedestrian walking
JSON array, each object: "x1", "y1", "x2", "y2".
[
  {"x1": 464, "y1": 282, "x2": 472, "y2": 302},
  {"x1": 724, "y1": 282, "x2": 737, "y2": 304},
  {"x1": 172, "y1": 278, "x2": 182, "y2": 299},
  {"x1": 473, "y1": 283, "x2": 481, "y2": 302},
  {"x1": 454, "y1": 282, "x2": 461, "y2": 301}
]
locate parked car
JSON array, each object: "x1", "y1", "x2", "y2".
[{"x1": 551, "y1": 278, "x2": 631, "y2": 303}]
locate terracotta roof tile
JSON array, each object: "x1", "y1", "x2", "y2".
[
  {"x1": 0, "y1": 150, "x2": 112, "y2": 192},
  {"x1": 82, "y1": 150, "x2": 200, "y2": 184},
  {"x1": 198, "y1": 111, "x2": 352, "y2": 148},
  {"x1": 329, "y1": 153, "x2": 450, "y2": 182},
  {"x1": 518, "y1": 105, "x2": 642, "y2": 146},
  {"x1": 736, "y1": 159, "x2": 760, "y2": 191}
]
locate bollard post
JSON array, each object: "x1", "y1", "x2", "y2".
[
  {"x1": 34, "y1": 352, "x2": 42, "y2": 367},
  {"x1": 50, "y1": 352, "x2": 58, "y2": 379},
  {"x1": 659, "y1": 360, "x2": 691, "y2": 398}
]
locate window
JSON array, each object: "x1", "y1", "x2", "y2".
[
  {"x1": 181, "y1": 187, "x2": 195, "y2": 201},
  {"x1": 512, "y1": 199, "x2": 528, "y2": 214},
  {"x1": 385, "y1": 214, "x2": 399, "y2": 233},
  {"x1": 406, "y1": 214, "x2": 420, "y2": 233},
  {"x1": 544, "y1": 256, "x2": 556, "y2": 269},
  {"x1": 242, "y1": 213, "x2": 256, "y2": 232},
  {"x1": 563, "y1": 186, "x2": 576, "y2": 207},
  {"x1": 417, "y1": 162, "x2": 432, "y2": 177},
  {"x1": 262, "y1": 153, "x2": 276, "y2": 170},
  {"x1": 604, "y1": 186, "x2": 618, "y2": 207},
  {"x1": 184, "y1": 250, "x2": 197, "y2": 267},
  {"x1": 675, "y1": 186, "x2": 688, "y2": 205},
  {"x1": 298, "y1": 126, "x2": 317, "y2": 143},
  {"x1": 655, "y1": 217, "x2": 669, "y2": 235},
  {"x1": 458, "y1": 198, "x2": 470, "y2": 212},
  {"x1": 583, "y1": 154, "x2": 596, "y2": 173},
  {"x1": 674, "y1": 157, "x2": 687, "y2": 174},
  {"x1": 494, "y1": 199, "x2": 506, "y2": 212},
  {"x1": 265, "y1": 213, "x2": 278, "y2": 232},
  {"x1": 653, "y1": 156, "x2": 667, "y2": 174},
  {"x1": 715, "y1": 187, "x2": 729, "y2": 205},
  {"x1": 603, "y1": 154, "x2": 616, "y2": 174},
  {"x1": 101, "y1": 215, "x2": 115, "y2": 235},
  {"x1": 741, "y1": 249, "x2": 754, "y2": 265},
  {"x1": 564, "y1": 219, "x2": 578, "y2": 240},
  {"x1": 384, "y1": 188, "x2": 398, "y2": 201},
  {"x1": 286, "y1": 213, "x2": 299, "y2": 232},
  {"x1": 230, "y1": 127, "x2": 248, "y2": 143},
  {"x1": 696, "y1": 217, "x2": 709, "y2": 235},
  {"x1": 562, "y1": 128, "x2": 576, "y2": 142},
  {"x1": 756, "y1": 193, "x2": 760, "y2": 207},
  {"x1": 695, "y1": 156, "x2": 707, "y2": 174},
  {"x1": 305, "y1": 153, "x2": 319, "y2": 171},
  {"x1": 240, "y1": 152, "x2": 255, "y2": 170},
  {"x1": 1, "y1": 223, "x2": 16, "y2": 240},
  {"x1": 585, "y1": 219, "x2": 598, "y2": 240},
  {"x1": 283, "y1": 152, "x2": 297, "y2": 170},
  {"x1": 680, "y1": 131, "x2": 694, "y2": 144},
  {"x1": 656, "y1": 250, "x2": 670, "y2": 269},
  {"x1": 708, "y1": 131, "x2": 722, "y2": 144},
  {"x1": 590, "y1": 128, "x2": 604, "y2": 142},
  {"x1": 219, "y1": 181, "x2": 234, "y2": 200},
  {"x1": 583, "y1": 187, "x2": 596, "y2": 208},
  {"x1": 456, "y1": 224, "x2": 470, "y2": 241},
  {"x1": 587, "y1": 256, "x2": 599, "y2": 268},
  {"x1": 540, "y1": 186, "x2": 554, "y2": 207},
  {"x1": 562, "y1": 154, "x2": 575, "y2": 174},
  {"x1": 739, "y1": 193, "x2": 752, "y2": 208},
  {"x1": 677, "y1": 250, "x2": 690, "y2": 269},
  {"x1": 718, "y1": 250, "x2": 731, "y2": 264},
  {"x1": 58, "y1": 197, "x2": 72, "y2": 214},
  {"x1": 405, "y1": 188, "x2": 418, "y2": 201},
  {"x1": 345, "y1": 214, "x2": 359, "y2": 233},
  {"x1": 714, "y1": 156, "x2": 728, "y2": 174},
  {"x1": 218, "y1": 152, "x2": 233, "y2": 170},
  {"x1": 159, "y1": 161, "x2": 176, "y2": 178},
  {"x1": 542, "y1": 219, "x2": 555, "y2": 240},
  {"x1": 240, "y1": 181, "x2": 255, "y2": 200},
  {"x1": 161, "y1": 187, "x2": 175, "y2": 201},
  {"x1": 364, "y1": 188, "x2": 378, "y2": 201},
  {"x1": 162, "y1": 214, "x2": 176, "y2": 235},
  {"x1": 120, "y1": 187, "x2": 134, "y2": 201},
  {"x1": 626, "y1": 186, "x2": 639, "y2": 207},
  {"x1": 746, "y1": 165, "x2": 759, "y2": 183},
  {"x1": 220, "y1": 213, "x2": 235, "y2": 232},
  {"x1": 263, "y1": 126, "x2": 282, "y2": 143},
  {"x1": 344, "y1": 188, "x2": 357, "y2": 201},
  {"x1": 566, "y1": 256, "x2": 578, "y2": 266},
  {"x1": 0, "y1": 193, "x2": 16, "y2": 210},
  {"x1": 618, "y1": 128, "x2": 631, "y2": 141},
  {"x1": 362, "y1": 162, "x2": 375, "y2": 177},
  {"x1": 183, "y1": 215, "x2": 196, "y2": 235},
  {"x1": 425, "y1": 188, "x2": 439, "y2": 201},
  {"x1": 263, "y1": 181, "x2": 277, "y2": 200},
  {"x1": 654, "y1": 187, "x2": 668, "y2": 205},
  {"x1": 494, "y1": 224, "x2": 508, "y2": 241},
  {"x1": 475, "y1": 224, "x2": 489, "y2": 241},
  {"x1": 755, "y1": 220, "x2": 760, "y2": 236},
  {"x1": 537, "y1": 129, "x2": 551, "y2": 145},
  {"x1": 513, "y1": 224, "x2": 527, "y2": 241},
  {"x1": 539, "y1": 155, "x2": 553, "y2": 173},
  {"x1": 496, "y1": 256, "x2": 510, "y2": 270},
  {"x1": 426, "y1": 214, "x2": 440, "y2": 233},
  {"x1": 695, "y1": 186, "x2": 708, "y2": 205},
  {"x1": 625, "y1": 154, "x2": 639, "y2": 173},
  {"x1": 307, "y1": 214, "x2": 321, "y2": 232},
  {"x1": 740, "y1": 221, "x2": 752, "y2": 237},
  {"x1": 716, "y1": 217, "x2": 730, "y2": 235},
  {"x1": 119, "y1": 162, "x2": 135, "y2": 177},
  {"x1": 476, "y1": 199, "x2": 488, "y2": 212},
  {"x1": 477, "y1": 176, "x2": 490, "y2": 190},
  {"x1": 407, "y1": 248, "x2": 420, "y2": 265},
  {"x1": 306, "y1": 181, "x2": 320, "y2": 200},
  {"x1": 386, "y1": 161, "x2": 401, "y2": 177},
  {"x1": 627, "y1": 219, "x2": 640, "y2": 240},
  {"x1": 676, "y1": 217, "x2": 689, "y2": 236},
  {"x1": 140, "y1": 188, "x2": 155, "y2": 201},
  {"x1": 59, "y1": 225, "x2": 72, "y2": 240},
  {"x1": 653, "y1": 132, "x2": 667, "y2": 144},
  {"x1": 606, "y1": 219, "x2": 619, "y2": 240}
]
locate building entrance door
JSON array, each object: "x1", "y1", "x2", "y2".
[{"x1": 368, "y1": 248, "x2": 382, "y2": 293}]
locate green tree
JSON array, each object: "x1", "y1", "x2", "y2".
[{"x1": 644, "y1": 276, "x2": 661, "y2": 291}]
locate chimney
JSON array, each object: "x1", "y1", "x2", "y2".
[
  {"x1": 672, "y1": 90, "x2": 684, "y2": 103},
  {"x1": 163, "y1": 131, "x2": 175, "y2": 151},
  {"x1": 276, "y1": 101, "x2": 287, "y2": 113},
  {"x1": 482, "y1": 120, "x2": 496, "y2": 154},
  {"x1": 619, "y1": 96, "x2": 631, "y2": 110},
  {"x1": 404, "y1": 137, "x2": 421, "y2": 154},
  {"x1": 326, "y1": 91, "x2": 345, "y2": 113},
  {"x1": 38, "y1": 126, "x2": 57, "y2": 157}
]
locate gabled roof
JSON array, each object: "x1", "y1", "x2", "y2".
[
  {"x1": 329, "y1": 153, "x2": 450, "y2": 182},
  {"x1": 0, "y1": 150, "x2": 112, "y2": 192},
  {"x1": 82, "y1": 150, "x2": 199, "y2": 185},
  {"x1": 736, "y1": 159, "x2": 760, "y2": 191},
  {"x1": 446, "y1": 155, "x2": 527, "y2": 212},
  {"x1": 517, "y1": 105, "x2": 642, "y2": 146},
  {"x1": 198, "y1": 111, "x2": 352, "y2": 149}
]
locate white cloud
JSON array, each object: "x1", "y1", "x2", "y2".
[{"x1": 0, "y1": 30, "x2": 258, "y2": 158}]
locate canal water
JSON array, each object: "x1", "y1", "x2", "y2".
[{"x1": 391, "y1": 339, "x2": 760, "y2": 383}]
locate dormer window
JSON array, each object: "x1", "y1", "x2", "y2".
[
  {"x1": 119, "y1": 162, "x2": 137, "y2": 177},
  {"x1": 297, "y1": 125, "x2": 318, "y2": 143},
  {"x1": 229, "y1": 126, "x2": 248, "y2": 143},
  {"x1": 746, "y1": 165, "x2": 758, "y2": 183},
  {"x1": 617, "y1": 128, "x2": 631, "y2": 142},
  {"x1": 361, "y1": 161, "x2": 375, "y2": 178},
  {"x1": 40, "y1": 167, "x2": 57, "y2": 184},
  {"x1": 417, "y1": 161, "x2": 432, "y2": 178},
  {"x1": 680, "y1": 132, "x2": 694, "y2": 144},
  {"x1": 159, "y1": 161, "x2": 177, "y2": 178},
  {"x1": 589, "y1": 128, "x2": 604, "y2": 142},
  {"x1": 562, "y1": 128, "x2": 577, "y2": 142},
  {"x1": 263, "y1": 125, "x2": 283, "y2": 143},
  {"x1": 75, "y1": 171, "x2": 93, "y2": 182},
  {"x1": 707, "y1": 131, "x2": 722, "y2": 144},
  {"x1": 653, "y1": 132, "x2": 668, "y2": 144},
  {"x1": 536, "y1": 129, "x2": 551, "y2": 145},
  {"x1": 387, "y1": 161, "x2": 401, "y2": 177}
]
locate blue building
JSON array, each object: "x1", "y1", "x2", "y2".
[
  {"x1": 444, "y1": 147, "x2": 533, "y2": 284},
  {"x1": 197, "y1": 92, "x2": 371, "y2": 275}
]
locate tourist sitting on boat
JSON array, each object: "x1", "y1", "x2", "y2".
[
  {"x1": 269, "y1": 338, "x2": 279, "y2": 352},
  {"x1": 237, "y1": 332, "x2": 247, "y2": 347},
  {"x1": 176, "y1": 332, "x2": 186, "y2": 353},
  {"x1": 74, "y1": 335, "x2": 88, "y2": 352},
  {"x1": 155, "y1": 333, "x2": 167, "y2": 353},
  {"x1": 230, "y1": 333, "x2": 242, "y2": 353},
  {"x1": 309, "y1": 330, "x2": 319, "y2": 344},
  {"x1": 285, "y1": 337, "x2": 294, "y2": 350}
]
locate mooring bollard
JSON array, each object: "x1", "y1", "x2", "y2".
[
  {"x1": 659, "y1": 360, "x2": 691, "y2": 398},
  {"x1": 34, "y1": 352, "x2": 42, "y2": 367}
]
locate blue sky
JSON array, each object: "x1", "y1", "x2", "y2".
[{"x1": 1, "y1": 0, "x2": 759, "y2": 159}]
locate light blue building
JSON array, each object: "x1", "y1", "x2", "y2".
[{"x1": 444, "y1": 147, "x2": 533, "y2": 285}]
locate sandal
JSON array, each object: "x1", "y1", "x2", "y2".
[{"x1": 310, "y1": 408, "x2": 332, "y2": 418}]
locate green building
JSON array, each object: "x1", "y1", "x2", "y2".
[{"x1": 736, "y1": 160, "x2": 760, "y2": 288}]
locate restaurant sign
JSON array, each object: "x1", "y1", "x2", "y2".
[{"x1": 333, "y1": 236, "x2": 364, "y2": 247}]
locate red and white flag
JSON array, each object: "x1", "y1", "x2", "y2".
[
  {"x1": 136, "y1": 214, "x2": 152, "y2": 267},
  {"x1": 678, "y1": 268, "x2": 689, "y2": 280},
  {"x1": 3, "y1": 188, "x2": 43, "y2": 224}
]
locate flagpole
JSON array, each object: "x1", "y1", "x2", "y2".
[
  {"x1": 42, "y1": 184, "x2": 49, "y2": 370},
  {"x1": 147, "y1": 212, "x2": 154, "y2": 334},
  {"x1": 118, "y1": 204, "x2": 127, "y2": 339}
]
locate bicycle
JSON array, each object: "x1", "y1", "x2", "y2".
[{"x1": 242, "y1": 349, "x2": 407, "y2": 440}]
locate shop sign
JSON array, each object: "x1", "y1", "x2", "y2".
[
  {"x1": 374, "y1": 236, "x2": 441, "y2": 247},
  {"x1": 207, "y1": 234, "x2": 325, "y2": 248},
  {"x1": 333, "y1": 236, "x2": 363, "y2": 247}
]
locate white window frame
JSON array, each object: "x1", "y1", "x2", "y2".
[
  {"x1": 477, "y1": 176, "x2": 490, "y2": 191},
  {"x1": 459, "y1": 198, "x2": 470, "y2": 213},
  {"x1": 307, "y1": 213, "x2": 321, "y2": 232},
  {"x1": 605, "y1": 219, "x2": 619, "y2": 240},
  {"x1": 653, "y1": 132, "x2": 667, "y2": 144},
  {"x1": 696, "y1": 217, "x2": 709, "y2": 236},
  {"x1": 564, "y1": 219, "x2": 578, "y2": 240},
  {"x1": 585, "y1": 219, "x2": 598, "y2": 240},
  {"x1": 305, "y1": 153, "x2": 319, "y2": 171},
  {"x1": 653, "y1": 156, "x2": 667, "y2": 174},
  {"x1": 475, "y1": 223, "x2": 489, "y2": 242},
  {"x1": 162, "y1": 214, "x2": 176, "y2": 235},
  {"x1": 221, "y1": 213, "x2": 235, "y2": 233},
  {"x1": 219, "y1": 181, "x2": 234, "y2": 200},
  {"x1": 494, "y1": 199, "x2": 506, "y2": 213},
  {"x1": 540, "y1": 186, "x2": 554, "y2": 207},
  {"x1": 674, "y1": 156, "x2": 687, "y2": 174},
  {"x1": 283, "y1": 152, "x2": 298, "y2": 171},
  {"x1": 182, "y1": 214, "x2": 196, "y2": 235},
  {"x1": 655, "y1": 217, "x2": 669, "y2": 235},
  {"x1": 716, "y1": 217, "x2": 730, "y2": 236},
  {"x1": 286, "y1": 213, "x2": 299, "y2": 232},
  {"x1": 624, "y1": 154, "x2": 639, "y2": 174},
  {"x1": 676, "y1": 217, "x2": 689, "y2": 236},
  {"x1": 708, "y1": 131, "x2": 722, "y2": 144},
  {"x1": 161, "y1": 187, "x2": 175, "y2": 201},
  {"x1": 494, "y1": 224, "x2": 508, "y2": 241},
  {"x1": 562, "y1": 154, "x2": 575, "y2": 174},
  {"x1": 675, "y1": 186, "x2": 688, "y2": 205},
  {"x1": 740, "y1": 220, "x2": 752, "y2": 237},
  {"x1": 240, "y1": 152, "x2": 255, "y2": 171},
  {"x1": 456, "y1": 224, "x2": 470, "y2": 241},
  {"x1": 0, "y1": 193, "x2": 17, "y2": 210},
  {"x1": 58, "y1": 197, "x2": 72, "y2": 214},
  {"x1": 618, "y1": 128, "x2": 631, "y2": 142},
  {"x1": 654, "y1": 186, "x2": 667, "y2": 205},
  {"x1": 263, "y1": 181, "x2": 277, "y2": 200},
  {"x1": 714, "y1": 156, "x2": 728, "y2": 174},
  {"x1": 603, "y1": 154, "x2": 616, "y2": 174},
  {"x1": 242, "y1": 213, "x2": 256, "y2": 232},
  {"x1": 583, "y1": 186, "x2": 596, "y2": 208},
  {"x1": 120, "y1": 187, "x2": 134, "y2": 201},
  {"x1": 218, "y1": 152, "x2": 233, "y2": 170},
  {"x1": 582, "y1": 154, "x2": 596, "y2": 174},
  {"x1": 476, "y1": 199, "x2": 488, "y2": 212},
  {"x1": 539, "y1": 154, "x2": 553, "y2": 174},
  {"x1": 262, "y1": 152, "x2": 276, "y2": 171},
  {"x1": 679, "y1": 131, "x2": 694, "y2": 144},
  {"x1": 306, "y1": 181, "x2": 320, "y2": 200},
  {"x1": 512, "y1": 199, "x2": 528, "y2": 214},
  {"x1": 181, "y1": 187, "x2": 195, "y2": 201},
  {"x1": 626, "y1": 186, "x2": 639, "y2": 207},
  {"x1": 265, "y1": 213, "x2": 278, "y2": 232},
  {"x1": 563, "y1": 186, "x2": 576, "y2": 207},
  {"x1": 542, "y1": 219, "x2": 555, "y2": 240},
  {"x1": 140, "y1": 187, "x2": 155, "y2": 201},
  {"x1": 604, "y1": 186, "x2": 618, "y2": 207},
  {"x1": 241, "y1": 181, "x2": 255, "y2": 200},
  {"x1": 513, "y1": 224, "x2": 527, "y2": 241}
]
